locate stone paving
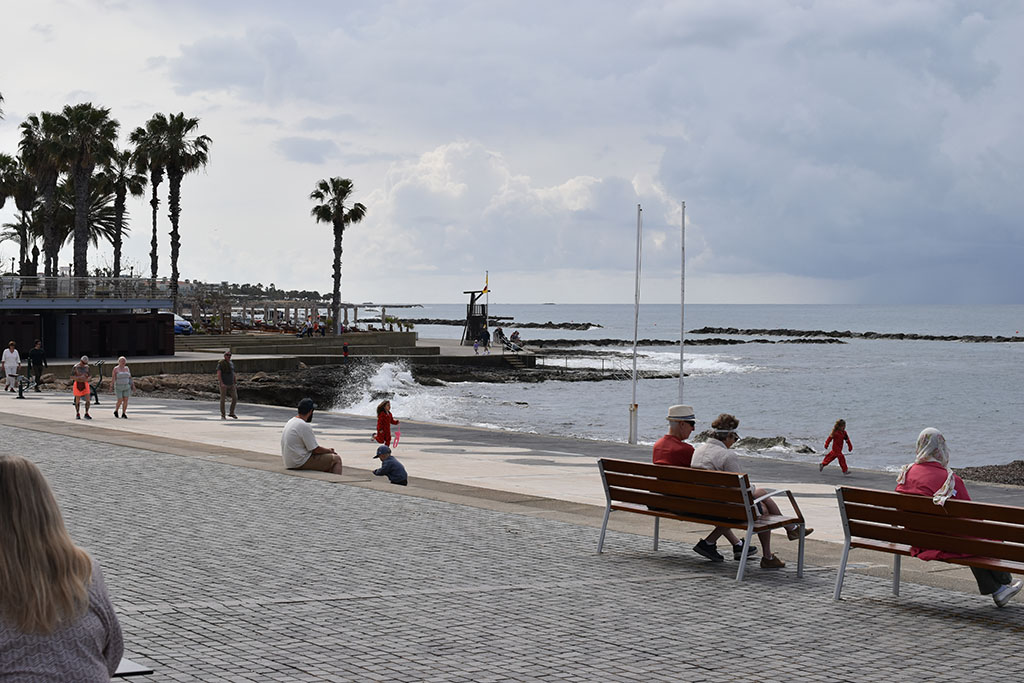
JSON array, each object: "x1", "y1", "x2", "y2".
[{"x1": 3, "y1": 423, "x2": 1021, "y2": 682}]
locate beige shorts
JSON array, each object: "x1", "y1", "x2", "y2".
[{"x1": 292, "y1": 452, "x2": 336, "y2": 472}]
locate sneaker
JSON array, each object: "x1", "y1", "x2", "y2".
[
  {"x1": 114, "y1": 410, "x2": 119, "y2": 418},
  {"x1": 819, "y1": 462, "x2": 825, "y2": 472},
  {"x1": 843, "y1": 470, "x2": 851, "y2": 475},
  {"x1": 76, "y1": 414, "x2": 81, "y2": 420},
  {"x1": 121, "y1": 413, "x2": 127, "y2": 419},
  {"x1": 994, "y1": 580, "x2": 1023, "y2": 607},
  {"x1": 693, "y1": 539, "x2": 725, "y2": 562},
  {"x1": 84, "y1": 413, "x2": 92, "y2": 420},
  {"x1": 732, "y1": 541, "x2": 760, "y2": 561},
  {"x1": 761, "y1": 554, "x2": 786, "y2": 569},
  {"x1": 787, "y1": 526, "x2": 814, "y2": 541},
  {"x1": 229, "y1": 414, "x2": 238, "y2": 419}
]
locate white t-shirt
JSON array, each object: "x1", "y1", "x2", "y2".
[
  {"x1": 2, "y1": 348, "x2": 20, "y2": 373},
  {"x1": 281, "y1": 416, "x2": 319, "y2": 468}
]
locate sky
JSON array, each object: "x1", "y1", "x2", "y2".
[{"x1": 1, "y1": 0, "x2": 1022, "y2": 305}]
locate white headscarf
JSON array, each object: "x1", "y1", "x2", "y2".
[{"x1": 896, "y1": 428, "x2": 956, "y2": 505}]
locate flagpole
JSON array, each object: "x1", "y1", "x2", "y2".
[
  {"x1": 629, "y1": 204, "x2": 642, "y2": 444},
  {"x1": 679, "y1": 201, "x2": 685, "y2": 403}
]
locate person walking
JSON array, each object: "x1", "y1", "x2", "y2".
[
  {"x1": 0, "y1": 455, "x2": 123, "y2": 680},
  {"x1": 70, "y1": 357, "x2": 92, "y2": 420},
  {"x1": 217, "y1": 351, "x2": 238, "y2": 420},
  {"x1": 373, "y1": 400, "x2": 400, "y2": 447},
  {"x1": 111, "y1": 357, "x2": 134, "y2": 418},
  {"x1": 2, "y1": 341, "x2": 20, "y2": 392},
  {"x1": 820, "y1": 419, "x2": 853, "y2": 474},
  {"x1": 28, "y1": 339, "x2": 47, "y2": 391}
]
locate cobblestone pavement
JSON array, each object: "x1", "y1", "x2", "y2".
[{"x1": 5, "y1": 424, "x2": 1020, "y2": 682}]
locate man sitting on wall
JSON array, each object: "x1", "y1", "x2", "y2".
[{"x1": 281, "y1": 398, "x2": 343, "y2": 474}]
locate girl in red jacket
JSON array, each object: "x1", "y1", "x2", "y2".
[
  {"x1": 820, "y1": 418, "x2": 853, "y2": 474},
  {"x1": 373, "y1": 400, "x2": 400, "y2": 447}
]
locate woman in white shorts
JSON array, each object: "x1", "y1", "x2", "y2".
[{"x1": 111, "y1": 356, "x2": 133, "y2": 419}]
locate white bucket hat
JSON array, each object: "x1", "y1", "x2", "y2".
[{"x1": 667, "y1": 405, "x2": 695, "y2": 422}]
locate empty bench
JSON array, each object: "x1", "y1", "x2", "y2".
[
  {"x1": 834, "y1": 486, "x2": 1024, "y2": 600},
  {"x1": 597, "y1": 458, "x2": 808, "y2": 581}
]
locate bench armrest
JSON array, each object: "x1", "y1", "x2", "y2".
[{"x1": 752, "y1": 488, "x2": 805, "y2": 522}]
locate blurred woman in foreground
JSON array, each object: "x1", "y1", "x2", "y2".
[{"x1": 0, "y1": 455, "x2": 123, "y2": 680}]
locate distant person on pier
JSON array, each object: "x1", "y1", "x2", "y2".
[
  {"x1": 70, "y1": 357, "x2": 92, "y2": 420},
  {"x1": 896, "y1": 428, "x2": 1022, "y2": 607},
  {"x1": 509, "y1": 330, "x2": 522, "y2": 349},
  {"x1": 372, "y1": 445, "x2": 408, "y2": 486},
  {"x1": 111, "y1": 357, "x2": 133, "y2": 418},
  {"x1": 820, "y1": 419, "x2": 853, "y2": 474},
  {"x1": 477, "y1": 327, "x2": 491, "y2": 354},
  {"x1": 281, "y1": 398, "x2": 343, "y2": 474},
  {"x1": 217, "y1": 351, "x2": 238, "y2": 420},
  {"x1": 373, "y1": 400, "x2": 400, "y2": 447},
  {"x1": 28, "y1": 340, "x2": 47, "y2": 391},
  {"x1": 690, "y1": 413, "x2": 813, "y2": 569},
  {"x1": 653, "y1": 405, "x2": 757, "y2": 563},
  {"x1": 2, "y1": 341, "x2": 21, "y2": 392}
]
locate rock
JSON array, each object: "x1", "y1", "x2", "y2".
[
  {"x1": 41, "y1": 373, "x2": 55, "y2": 384},
  {"x1": 297, "y1": 362, "x2": 308, "y2": 370}
]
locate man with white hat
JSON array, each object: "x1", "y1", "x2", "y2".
[{"x1": 652, "y1": 405, "x2": 758, "y2": 563}]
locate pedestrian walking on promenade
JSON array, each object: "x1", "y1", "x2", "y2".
[
  {"x1": 2, "y1": 341, "x2": 21, "y2": 392},
  {"x1": 111, "y1": 357, "x2": 134, "y2": 418},
  {"x1": 217, "y1": 351, "x2": 238, "y2": 420},
  {"x1": 70, "y1": 356, "x2": 92, "y2": 420},
  {"x1": 28, "y1": 339, "x2": 47, "y2": 391},
  {"x1": 373, "y1": 400, "x2": 399, "y2": 447},
  {"x1": 820, "y1": 419, "x2": 853, "y2": 474},
  {"x1": 0, "y1": 455, "x2": 123, "y2": 679}
]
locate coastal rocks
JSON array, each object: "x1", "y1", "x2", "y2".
[
  {"x1": 693, "y1": 431, "x2": 815, "y2": 454},
  {"x1": 410, "y1": 364, "x2": 675, "y2": 384},
  {"x1": 956, "y1": 460, "x2": 1024, "y2": 487},
  {"x1": 404, "y1": 318, "x2": 602, "y2": 330},
  {"x1": 525, "y1": 337, "x2": 844, "y2": 348}
]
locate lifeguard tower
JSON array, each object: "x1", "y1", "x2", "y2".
[{"x1": 461, "y1": 289, "x2": 488, "y2": 346}]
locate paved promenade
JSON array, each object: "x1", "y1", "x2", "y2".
[{"x1": 0, "y1": 392, "x2": 1020, "y2": 681}]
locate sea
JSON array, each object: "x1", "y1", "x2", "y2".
[{"x1": 331, "y1": 304, "x2": 1024, "y2": 472}]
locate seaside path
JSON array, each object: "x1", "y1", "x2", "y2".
[{"x1": 0, "y1": 393, "x2": 1020, "y2": 679}]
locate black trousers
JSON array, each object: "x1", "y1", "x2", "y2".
[{"x1": 972, "y1": 567, "x2": 1012, "y2": 595}]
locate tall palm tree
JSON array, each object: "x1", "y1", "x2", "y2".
[
  {"x1": 0, "y1": 156, "x2": 38, "y2": 272},
  {"x1": 53, "y1": 178, "x2": 119, "y2": 252},
  {"x1": 19, "y1": 112, "x2": 62, "y2": 276},
  {"x1": 130, "y1": 114, "x2": 169, "y2": 280},
  {"x1": 54, "y1": 103, "x2": 119, "y2": 277},
  {"x1": 309, "y1": 177, "x2": 367, "y2": 334},
  {"x1": 163, "y1": 113, "x2": 211, "y2": 310},
  {"x1": 101, "y1": 149, "x2": 147, "y2": 277}
]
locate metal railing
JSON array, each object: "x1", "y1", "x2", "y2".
[{"x1": 0, "y1": 276, "x2": 174, "y2": 300}]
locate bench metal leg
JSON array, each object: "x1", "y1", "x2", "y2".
[
  {"x1": 834, "y1": 539, "x2": 851, "y2": 601},
  {"x1": 653, "y1": 517, "x2": 660, "y2": 551},
  {"x1": 597, "y1": 504, "x2": 611, "y2": 553},
  {"x1": 892, "y1": 555, "x2": 901, "y2": 596},
  {"x1": 797, "y1": 525, "x2": 805, "y2": 578},
  {"x1": 736, "y1": 528, "x2": 756, "y2": 581}
]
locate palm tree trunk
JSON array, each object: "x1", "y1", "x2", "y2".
[
  {"x1": 113, "y1": 186, "x2": 126, "y2": 277},
  {"x1": 167, "y1": 167, "x2": 183, "y2": 312},
  {"x1": 333, "y1": 221, "x2": 343, "y2": 334},
  {"x1": 73, "y1": 164, "x2": 92, "y2": 278},
  {"x1": 149, "y1": 170, "x2": 162, "y2": 280},
  {"x1": 16, "y1": 214, "x2": 27, "y2": 275},
  {"x1": 41, "y1": 175, "x2": 58, "y2": 277}
]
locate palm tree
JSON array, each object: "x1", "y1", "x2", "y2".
[
  {"x1": 19, "y1": 112, "x2": 62, "y2": 276},
  {"x1": 0, "y1": 153, "x2": 15, "y2": 211},
  {"x1": 101, "y1": 149, "x2": 147, "y2": 277},
  {"x1": 163, "y1": 113, "x2": 211, "y2": 310},
  {"x1": 0, "y1": 156, "x2": 38, "y2": 273},
  {"x1": 54, "y1": 103, "x2": 119, "y2": 277},
  {"x1": 130, "y1": 114, "x2": 169, "y2": 280},
  {"x1": 309, "y1": 177, "x2": 367, "y2": 333},
  {"x1": 53, "y1": 178, "x2": 120, "y2": 252}
]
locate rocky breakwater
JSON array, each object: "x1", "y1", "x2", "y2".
[
  {"x1": 405, "y1": 318, "x2": 601, "y2": 331},
  {"x1": 524, "y1": 337, "x2": 844, "y2": 348},
  {"x1": 691, "y1": 327, "x2": 1024, "y2": 343}
]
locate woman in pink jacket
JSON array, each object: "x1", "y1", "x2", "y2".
[{"x1": 896, "y1": 428, "x2": 1022, "y2": 607}]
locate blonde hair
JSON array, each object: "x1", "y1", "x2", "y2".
[{"x1": 0, "y1": 455, "x2": 92, "y2": 633}]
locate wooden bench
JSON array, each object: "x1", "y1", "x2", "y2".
[
  {"x1": 597, "y1": 458, "x2": 808, "y2": 581},
  {"x1": 834, "y1": 486, "x2": 1024, "y2": 600}
]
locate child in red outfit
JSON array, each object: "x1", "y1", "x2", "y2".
[
  {"x1": 820, "y1": 419, "x2": 853, "y2": 473},
  {"x1": 373, "y1": 400, "x2": 400, "y2": 447}
]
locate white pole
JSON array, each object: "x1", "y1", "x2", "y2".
[
  {"x1": 679, "y1": 201, "x2": 685, "y2": 403},
  {"x1": 629, "y1": 204, "x2": 643, "y2": 444}
]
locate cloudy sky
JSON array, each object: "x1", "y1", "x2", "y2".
[{"x1": 1, "y1": 0, "x2": 1022, "y2": 304}]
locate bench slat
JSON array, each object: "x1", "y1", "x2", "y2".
[
  {"x1": 611, "y1": 505, "x2": 800, "y2": 532},
  {"x1": 841, "y1": 487, "x2": 1024, "y2": 524},
  {"x1": 604, "y1": 472, "x2": 748, "y2": 504},
  {"x1": 848, "y1": 521, "x2": 1024, "y2": 562},
  {"x1": 851, "y1": 538, "x2": 1024, "y2": 574},
  {"x1": 608, "y1": 487, "x2": 748, "y2": 523},
  {"x1": 601, "y1": 459, "x2": 750, "y2": 487},
  {"x1": 845, "y1": 502, "x2": 1024, "y2": 545}
]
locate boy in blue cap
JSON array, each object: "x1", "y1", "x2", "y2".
[{"x1": 373, "y1": 445, "x2": 408, "y2": 486}]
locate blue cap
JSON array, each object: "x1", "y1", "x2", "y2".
[{"x1": 374, "y1": 445, "x2": 392, "y2": 458}]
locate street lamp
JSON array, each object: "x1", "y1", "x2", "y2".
[{"x1": 9, "y1": 257, "x2": 13, "y2": 275}]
